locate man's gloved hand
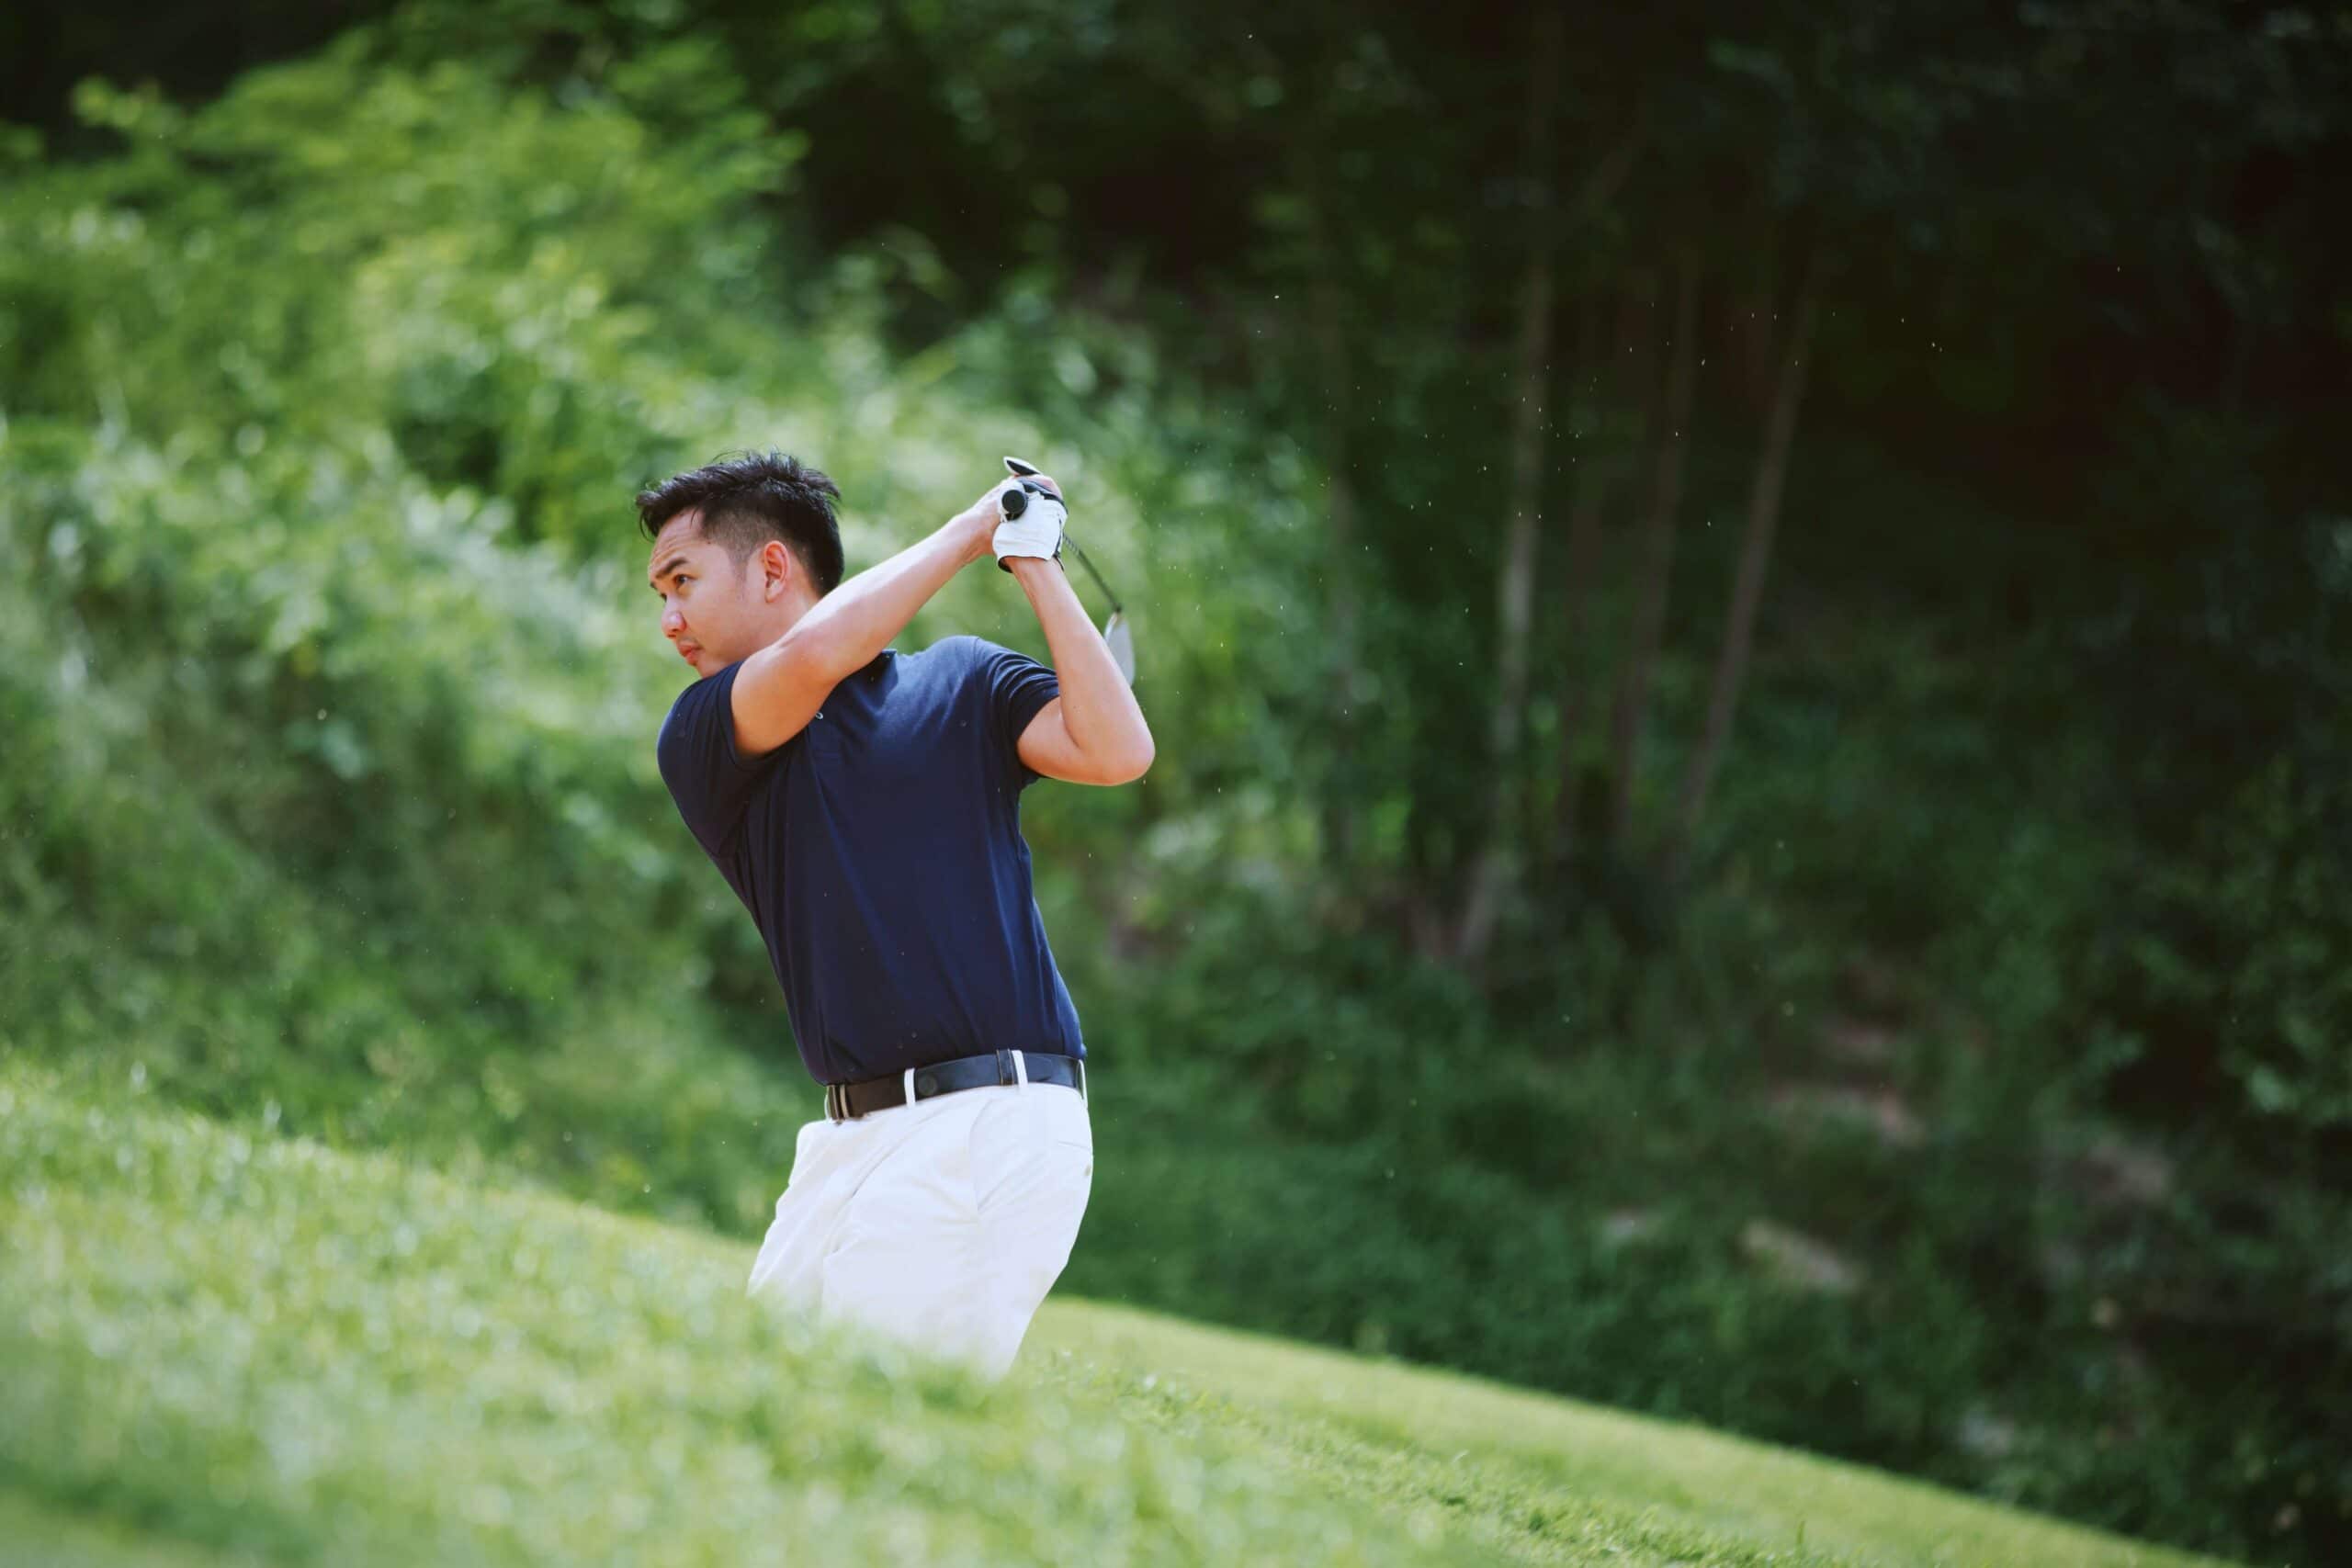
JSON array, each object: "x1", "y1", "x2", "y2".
[{"x1": 991, "y1": 473, "x2": 1066, "y2": 572}]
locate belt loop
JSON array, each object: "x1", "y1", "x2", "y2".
[
  {"x1": 824, "y1": 1083, "x2": 841, "y2": 1122},
  {"x1": 1012, "y1": 1049, "x2": 1030, "y2": 1090},
  {"x1": 1076, "y1": 1058, "x2": 1087, "y2": 1101},
  {"x1": 994, "y1": 1047, "x2": 1013, "y2": 1086},
  {"x1": 902, "y1": 1066, "x2": 918, "y2": 1108}
]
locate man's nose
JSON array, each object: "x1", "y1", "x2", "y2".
[{"x1": 662, "y1": 606, "x2": 685, "y2": 637}]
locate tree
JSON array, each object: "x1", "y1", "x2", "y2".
[
  {"x1": 1450, "y1": 6, "x2": 1565, "y2": 966},
  {"x1": 1606, "y1": 250, "x2": 1700, "y2": 846},
  {"x1": 1670, "y1": 262, "x2": 1817, "y2": 876}
]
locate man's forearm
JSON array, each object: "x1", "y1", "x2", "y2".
[
  {"x1": 1008, "y1": 557, "x2": 1153, "y2": 769},
  {"x1": 777, "y1": 513, "x2": 986, "y2": 680}
]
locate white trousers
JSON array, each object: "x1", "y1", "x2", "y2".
[{"x1": 746, "y1": 1073, "x2": 1093, "y2": 1381}]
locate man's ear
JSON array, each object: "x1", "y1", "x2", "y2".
[{"x1": 761, "y1": 538, "x2": 795, "y2": 602}]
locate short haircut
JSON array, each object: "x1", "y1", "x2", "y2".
[{"x1": 635, "y1": 450, "x2": 845, "y2": 596}]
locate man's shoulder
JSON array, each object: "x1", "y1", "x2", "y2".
[
  {"x1": 653, "y1": 661, "x2": 764, "y2": 794},
  {"x1": 657, "y1": 665, "x2": 727, "y2": 739},
  {"x1": 926, "y1": 633, "x2": 1046, "y2": 672},
  {"x1": 921, "y1": 632, "x2": 992, "y2": 660},
  {"x1": 911, "y1": 634, "x2": 1020, "y2": 683}
]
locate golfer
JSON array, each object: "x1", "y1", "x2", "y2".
[{"x1": 641, "y1": 450, "x2": 1152, "y2": 1380}]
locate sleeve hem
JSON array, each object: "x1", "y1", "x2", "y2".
[
  {"x1": 712, "y1": 660, "x2": 783, "y2": 775},
  {"x1": 1007, "y1": 682, "x2": 1059, "y2": 786}
]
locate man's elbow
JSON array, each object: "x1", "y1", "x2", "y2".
[{"x1": 1102, "y1": 731, "x2": 1154, "y2": 785}]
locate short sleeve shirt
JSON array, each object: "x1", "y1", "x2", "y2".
[{"x1": 655, "y1": 634, "x2": 1085, "y2": 1085}]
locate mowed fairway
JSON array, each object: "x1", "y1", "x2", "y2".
[{"x1": 0, "y1": 1066, "x2": 2227, "y2": 1568}]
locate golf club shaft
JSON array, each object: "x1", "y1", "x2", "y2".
[{"x1": 1063, "y1": 537, "x2": 1123, "y2": 615}]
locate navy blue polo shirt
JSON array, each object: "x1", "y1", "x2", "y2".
[{"x1": 655, "y1": 634, "x2": 1086, "y2": 1086}]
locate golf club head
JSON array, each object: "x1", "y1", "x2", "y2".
[{"x1": 1102, "y1": 611, "x2": 1136, "y2": 687}]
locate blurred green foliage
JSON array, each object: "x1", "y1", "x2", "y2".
[{"x1": 2, "y1": 6, "x2": 2346, "y2": 1564}]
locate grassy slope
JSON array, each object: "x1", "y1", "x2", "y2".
[{"x1": 0, "y1": 1066, "x2": 2225, "y2": 1568}]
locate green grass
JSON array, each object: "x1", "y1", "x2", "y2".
[{"x1": 0, "y1": 1065, "x2": 2227, "y2": 1568}]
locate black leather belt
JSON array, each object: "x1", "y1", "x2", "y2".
[{"x1": 823, "y1": 1049, "x2": 1087, "y2": 1122}]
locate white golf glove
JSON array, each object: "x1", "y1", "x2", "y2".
[{"x1": 992, "y1": 482, "x2": 1067, "y2": 572}]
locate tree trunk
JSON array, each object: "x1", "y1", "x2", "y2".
[
  {"x1": 1744, "y1": 217, "x2": 1781, "y2": 413},
  {"x1": 1284, "y1": 61, "x2": 1364, "y2": 875},
  {"x1": 1669, "y1": 265, "x2": 1820, "y2": 879},
  {"x1": 1607, "y1": 253, "x2": 1701, "y2": 844},
  {"x1": 1545, "y1": 270, "x2": 1652, "y2": 883},
  {"x1": 1309, "y1": 264, "x2": 1362, "y2": 870},
  {"x1": 1451, "y1": 6, "x2": 1566, "y2": 967}
]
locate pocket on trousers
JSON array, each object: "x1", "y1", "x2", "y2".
[
  {"x1": 1048, "y1": 1103, "x2": 1092, "y2": 1187},
  {"x1": 1028, "y1": 1121, "x2": 1095, "y2": 1210},
  {"x1": 1038, "y1": 1082, "x2": 1093, "y2": 1154},
  {"x1": 969, "y1": 1087, "x2": 1093, "y2": 1201}
]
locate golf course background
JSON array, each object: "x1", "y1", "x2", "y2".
[{"x1": 3, "y1": 4, "x2": 2346, "y2": 1563}]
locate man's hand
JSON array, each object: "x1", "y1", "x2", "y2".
[
  {"x1": 955, "y1": 472, "x2": 1061, "y2": 567},
  {"x1": 955, "y1": 472, "x2": 1067, "y2": 570}
]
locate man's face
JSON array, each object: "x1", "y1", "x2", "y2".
[{"x1": 646, "y1": 511, "x2": 755, "y2": 679}]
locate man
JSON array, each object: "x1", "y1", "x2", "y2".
[{"x1": 641, "y1": 450, "x2": 1152, "y2": 1381}]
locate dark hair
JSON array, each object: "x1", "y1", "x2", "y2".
[{"x1": 635, "y1": 450, "x2": 845, "y2": 596}]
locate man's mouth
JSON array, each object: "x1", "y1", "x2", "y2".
[{"x1": 677, "y1": 644, "x2": 701, "y2": 663}]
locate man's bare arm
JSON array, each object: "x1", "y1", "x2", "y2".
[
  {"x1": 1008, "y1": 556, "x2": 1154, "y2": 785},
  {"x1": 730, "y1": 493, "x2": 1002, "y2": 758}
]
